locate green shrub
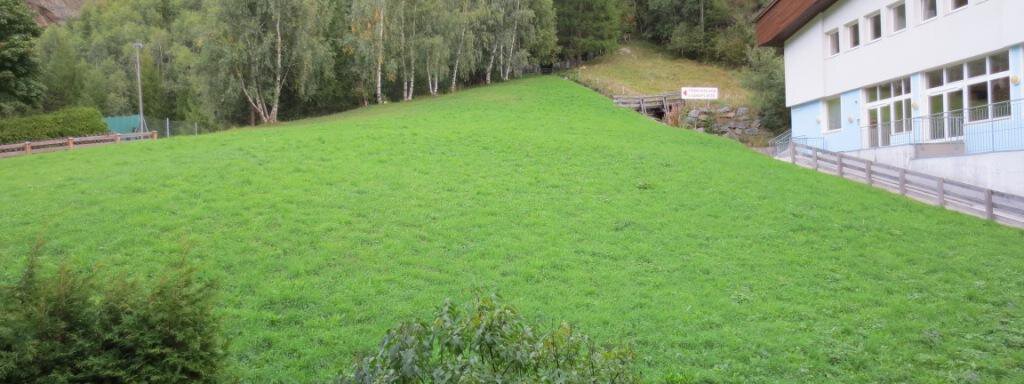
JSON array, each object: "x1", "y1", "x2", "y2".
[
  {"x1": 338, "y1": 295, "x2": 639, "y2": 383},
  {"x1": 0, "y1": 107, "x2": 107, "y2": 144},
  {"x1": 0, "y1": 256, "x2": 226, "y2": 383}
]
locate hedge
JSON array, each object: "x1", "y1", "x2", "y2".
[{"x1": 0, "y1": 107, "x2": 108, "y2": 144}]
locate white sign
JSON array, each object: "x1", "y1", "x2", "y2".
[{"x1": 680, "y1": 87, "x2": 719, "y2": 100}]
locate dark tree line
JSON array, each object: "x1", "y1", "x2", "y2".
[{"x1": 2, "y1": 0, "x2": 785, "y2": 129}]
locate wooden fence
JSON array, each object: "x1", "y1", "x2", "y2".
[
  {"x1": 612, "y1": 93, "x2": 684, "y2": 114},
  {"x1": 0, "y1": 132, "x2": 157, "y2": 158},
  {"x1": 787, "y1": 143, "x2": 1024, "y2": 228}
]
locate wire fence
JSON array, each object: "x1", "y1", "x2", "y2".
[{"x1": 142, "y1": 118, "x2": 219, "y2": 138}]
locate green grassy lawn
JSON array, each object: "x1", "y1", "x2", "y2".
[
  {"x1": 568, "y1": 41, "x2": 749, "y2": 105},
  {"x1": 2, "y1": 77, "x2": 1023, "y2": 382}
]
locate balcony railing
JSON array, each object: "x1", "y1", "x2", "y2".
[{"x1": 862, "y1": 99, "x2": 1023, "y2": 154}]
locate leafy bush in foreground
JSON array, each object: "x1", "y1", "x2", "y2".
[
  {"x1": 0, "y1": 107, "x2": 107, "y2": 144},
  {"x1": 338, "y1": 295, "x2": 639, "y2": 384},
  {"x1": 0, "y1": 256, "x2": 225, "y2": 383}
]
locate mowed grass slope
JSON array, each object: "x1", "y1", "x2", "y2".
[
  {"x1": 2, "y1": 77, "x2": 1023, "y2": 382},
  {"x1": 568, "y1": 42, "x2": 749, "y2": 105}
]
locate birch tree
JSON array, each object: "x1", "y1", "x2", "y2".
[
  {"x1": 203, "y1": 0, "x2": 328, "y2": 123},
  {"x1": 349, "y1": 0, "x2": 391, "y2": 104},
  {"x1": 447, "y1": 0, "x2": 481, "y2": 92}
]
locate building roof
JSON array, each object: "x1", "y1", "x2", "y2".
[{"x1": 755, "y1": 0, "x2": 839, "y2": 47}]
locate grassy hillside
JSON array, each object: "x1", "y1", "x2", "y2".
[
  {"x1": 568, "y1": 42, "x2": 749, "y2": 105},
  {"x1": 2, "y1": 77, "x2": 1023, "y2": 382}
]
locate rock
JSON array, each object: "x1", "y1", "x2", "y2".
[
  {"x1": 688, "y1": 109, "x2": 702, "y2": 119},
  {"x1": 718, "y1": 106, "x2": 733, "y2": 114},
  {"x1": 744, "y1": 128, "x2": 760, "y2": 135},
  {"x1": 736, "y1": 107, "x2": 750, "y2": 117}
]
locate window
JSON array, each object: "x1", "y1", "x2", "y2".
[
  {"x1": 930, "y1": 51, "x2": 1013, "y2": 125},
  {"x1": 968, "y1": 83, "x2": 989, "y2": 121},
  {"x1": 952, "y1": 0, "x2": 968, "y2": 10},
  {"x1": 848, "y1": 22, "x2": 860, "y2": 48},
  {"x1": 864, "y1": 77, "x2": 913, "y2": 145},
  {"x1": 991, "y1": 78, "x2": 1011, "y2": 118},
  {"x1": 922, "y1": 0, "x2": 938, "y2": 20},
  {"x1": 826, "y1": 30, "x2": 840, "y2": 56},
  {"x1": 945, "y1": 65, "x2": 964, "y2": 83},
  {"x1": 990, "y1": 51, "x2": 1010, "y2": 73},
  {"x1": 826, "y1": 98, "x2": 842, "y2": 131},
  {"x1": 967, "y1": 58, "x2": 986, "y2": 78},
  {"x1": 867, "y1": 13, "x2": 883, "y2": 40},
  {"x1": 891, "y1": 3, "x2": 907, "y2": 32},
  {"x1": 926, "y1": 69, "x2": 944, "y2": 88}
]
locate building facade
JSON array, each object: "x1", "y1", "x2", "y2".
[{"x1": 757, "y1": 0, "x2": 1024, "y2": 194}]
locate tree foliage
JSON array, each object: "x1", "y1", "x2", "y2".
[
  {"x1": 555, "y1": 0, "x2": 621, "y2": 61},
  {"x1": 0, "y1": 0, "x2": 44, "y2": 116},
  {"x1": 0, "y1": 256, "x2": 225, "y2": 383},
  {"x1": 741, "y1": 47, "x2": 789, "y2": 133}
]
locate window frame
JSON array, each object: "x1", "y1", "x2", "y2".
[
  {"x1": 889, "y1": 2, "x2": 907, "y2": 33},
  {"x1": 825, "y1": 97, "x2": 843, "y2": 133},
  {"x1": 864, "y1": 77, "x2": 914, "y2": 137},
  {"x1": 925, "y1": 51, "x2": 1013, "y2": 139},
  {"x1": 921, "y1": 0, "x2": 938, "y2": 22},
  {"x1": 866, "y1": 11, "x2": 883, "y2": 41},
  {"x1": 825, "y1": 29, "x2": 841, "y2": 57},
  {"x1": 950, "y1": 0, "x2": 969, "y2": 12},
  {"x1": 846, "y1": 20, "x2": 861, "y2": 49}
]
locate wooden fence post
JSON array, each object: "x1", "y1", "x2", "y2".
[
  {"x1": 985, "y1": 189, "x2": 995, "y2": 220},
  {"x1": 899, "y1": 169, "x2": 907, "y2": 195},
  {"x1": 24, "y1": 142, "x2": 31, "y2": 155},
  {"x1": 115, "y1": 134, "x2": 122, "y2": 144},
  {"x1": 937, "y1": 179, "x2": 946, "y2": 207},
  {"x1": 865, "y1": 161, "x2": 873, "y2": 185},
  {"x1": 150, "y1": 131, "x2": 158, "y2": 140},
  {"x1": 789, "y1": 142, "x2": 796, "y2": 164},
  {"x1": 812, "y1": 149, "x2": 819, "y2": 171},
  {"x1": 67, "y1": 137, "x2": 75, "y2": 150},
  {"x1": 837, "y1": 154, "x2": 844, "y2": 177}
]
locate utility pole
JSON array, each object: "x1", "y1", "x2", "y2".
[{"x1": 133, "y1": 42, "x2": 148, "y2": 133}]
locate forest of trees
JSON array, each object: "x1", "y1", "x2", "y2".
[{"x1": 3, "y1": 0, "x2": 784, "y2": 128}]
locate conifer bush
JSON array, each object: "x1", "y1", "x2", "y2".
[{"x1": 0, "y1": 256, "x2": 225, "y2": 383}]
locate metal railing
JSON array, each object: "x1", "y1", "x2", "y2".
[
  {"x1": 863, "y1": 99, "x2": 1023, "y2": 154},
  {"x1": 769, "y1": 130, "x2": 826, "y2": 157}
]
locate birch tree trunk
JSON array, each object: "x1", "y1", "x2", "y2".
[
  {"x1": 485, "y1": 43, "x2": 498, "y2": 84},
  {"x1": 374, "y1": 0, "x2": 385, "y2": 104},
  {"x1": 450, "y1": 26, "x2": 465, "y2": 92}
]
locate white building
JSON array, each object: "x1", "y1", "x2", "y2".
[{"x1": 756, "y1": 0, "x2": 1024, "y2": 194}]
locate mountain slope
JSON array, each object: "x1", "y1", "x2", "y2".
[
  {"x1": 1, "y1": 77, "x2": 1022, "y2": 382},
  {"x1": 23, "y1": 0, "x2": 83, "y2": 26}
]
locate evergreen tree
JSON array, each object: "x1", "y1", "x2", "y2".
[
  {"x1": 554, "y1": 0, "x2": 621, "y2": 61},
  {"x1": 0, "y1": 0, "x2": 44, "y2": 116}
]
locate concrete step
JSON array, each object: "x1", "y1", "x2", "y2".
[{"x1": 914, "y1": 142, "x2": 965, "y2": 159}]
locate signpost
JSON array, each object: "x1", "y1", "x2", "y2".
[
  {"x1": 681, "y1": 87, "x2": 719, "y2": 100},
  {"x1": 681, "y1": 87, "x2": 719, "y2": 108}
]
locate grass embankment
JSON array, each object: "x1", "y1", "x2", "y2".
[
  {"x1": 568, "y1": 41, "x2": 749, "y2": 105},
  {"x1": 2, "y1": 77, "x2": 1023, "y2": 382}
]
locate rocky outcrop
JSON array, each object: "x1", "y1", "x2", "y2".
[
  {"x1": 682, "y1": 106, "x2": 763, "y2": 140},
  {"x1": 23, "y1": 0, "x2": 85, "y2": 26}
]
